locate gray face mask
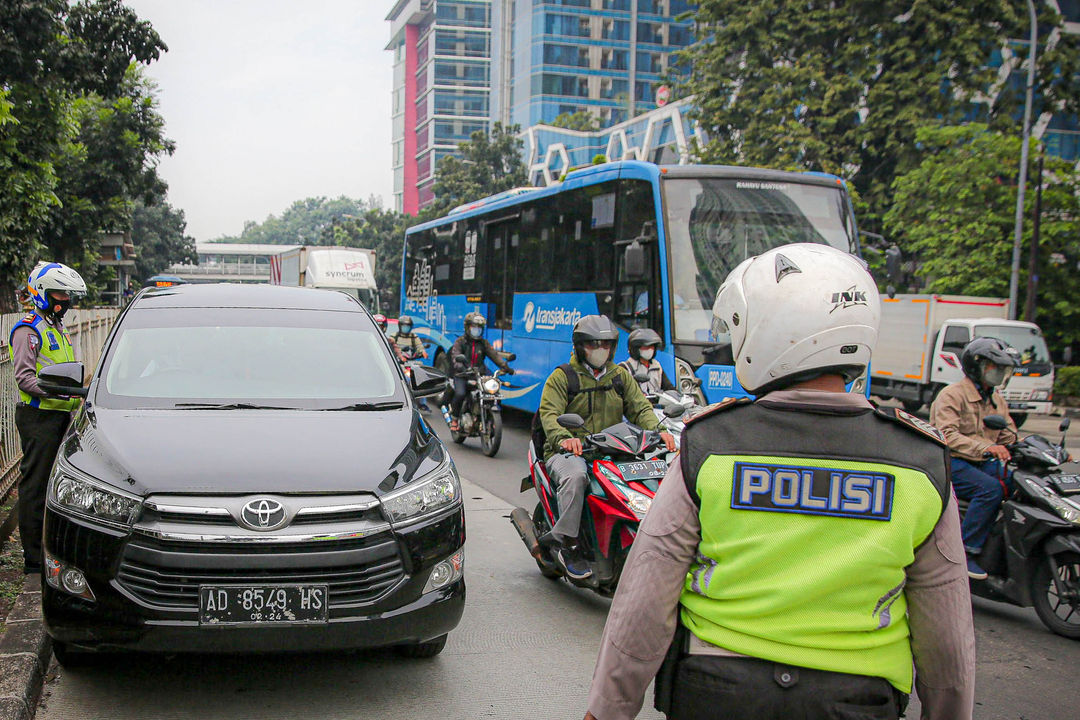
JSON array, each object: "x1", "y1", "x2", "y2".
[
  {"x1": 982, "y1": 364, "x2": 1010, "y2": 387},
  {"x1": 585, "y1": 347, "x2": 610, "y2": 369},
  {"x1": 468, "y1": 326, "x2": 482, "y2": 339},
  {"x1": 639, "y1": 348, "x2": 655, "y2": 362}
]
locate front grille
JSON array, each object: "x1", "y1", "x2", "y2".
[{"x1": 116, "y1": 534, "x2": 404, "y2": 611}]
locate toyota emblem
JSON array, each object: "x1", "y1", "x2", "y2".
[{"x1": 240, "y1": 498, "x2": 287, "y2": 531}]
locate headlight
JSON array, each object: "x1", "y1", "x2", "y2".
[
  {"x1": 482, "y1": 378, "x2": 500, "y2": 395},
  {"x1": 48, "y1": 462, "x2": 141, "y2": 527},
  {"x1": 380, "y1": 458, "x2": 461, "y2": 525},
  {"x1": 624, "y1": 488, "x2": 652, "y2": 518},
  {"x1": 1031, "y1": 390, "x2": 1050, "y2": 402}
]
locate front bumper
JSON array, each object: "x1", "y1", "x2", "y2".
[{"x1": 42, "y1": 504, "x2": 466, "y2": 653}]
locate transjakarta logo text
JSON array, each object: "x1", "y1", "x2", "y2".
[{"x1": 523, "y1": 302, "x2": 582, "y2": 334}]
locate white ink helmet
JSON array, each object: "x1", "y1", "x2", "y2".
[{"x1": 711, "y1": 243, "x2": 880, "y2": 394}]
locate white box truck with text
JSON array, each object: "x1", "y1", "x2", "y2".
[{"x1": 270, "y1": 246, "x2": 379, "y2": 311}]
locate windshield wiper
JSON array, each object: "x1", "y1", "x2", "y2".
[
  {"x1": 318, "y1": 401, "x2": 405, "y2": 411},
  {"x1": 173, "y1": 402, "x2": 296, "y2": 410}
]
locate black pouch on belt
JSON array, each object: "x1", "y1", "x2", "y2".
[{"x1": 653, "y1": 621, "x2": 689, "y2": 715}]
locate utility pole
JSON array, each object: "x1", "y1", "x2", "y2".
[
  {"x1": 1024, "y1": 153, "x2": 1043, "y2": 322},
  {"x1": 1009, "y1": 0, "x2": 1038, "y2": 320}
]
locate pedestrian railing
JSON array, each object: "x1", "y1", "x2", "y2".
[{"x1": 0, "y1": 307, "x2": 121, "y2": 497}]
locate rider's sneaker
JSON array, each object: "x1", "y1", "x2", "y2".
[
  {"x1": 967, "y1": 557, "x2": 988, "y2": 580},
  {"x1": 557, "y1": 548, "x2": 592, "y2": 580}
]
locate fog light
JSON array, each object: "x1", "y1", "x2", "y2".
[
  {"x1": 44, "y1": 550, "x2": 95, "y2": 601},
  {"x1": 61, "y1": 568, "x2": 88, "y2": 594},
  {"x1": 423, "y1": 549, "x2": 464, "y2": 593}
]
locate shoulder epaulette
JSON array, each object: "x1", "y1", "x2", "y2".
[
  {"x1": 875, "y1": 406, "x2": 947, "y2": 446},
  {"x1": 684, "y1": 397, "x2": 752, "y2": 426},
  {"x1": 21, "y1": 314, "x2": 36, "y2": 323}
]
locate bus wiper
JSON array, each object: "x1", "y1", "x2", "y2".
[
  {"x1": 318, "y1": 401, "x2": 405, "y2": 411},
  {"x1": 173, "y1": 402, "x2": 295, "y2": 410}
]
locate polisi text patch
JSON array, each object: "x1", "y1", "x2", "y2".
[{"x1": 731, "y1": 462, "x2": 894, "y2": 520}]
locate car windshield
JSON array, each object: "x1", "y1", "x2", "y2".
[
  {"x1": 974, "y1": 325, "x2": 1051, "y2": 367},
  {"x1": 98, "y1": 308, "x2": 401, "y2": 409},
  {"x1": 664, "y1": 177, "x2": 857, "y2": 343}
]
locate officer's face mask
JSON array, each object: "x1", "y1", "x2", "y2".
[
  {"x1": 982, "y1": 362, "x2": 1010, "y2": 387},
  {"x1": 48, "y1": 293, "x2": 72, "y2": 320},
  {"x1": 469, "y1": 326, "x2": 482, "y2": 339},
  {"x1": 584, "y1": 341, "x2": 612, "y2": 369},
  {"x1": 639, "y1": 347, "x2": 656, "y2": 362}
]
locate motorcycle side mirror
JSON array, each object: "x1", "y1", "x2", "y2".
[
  {"x1": 633, "y1": 370, "x2": 650, "y2": 384},
  {"x1": 663, "y1": 404, "x2": 684, "y2": 418},
  {"x1": 1059, "y1": 417, "x2": 1071, "y2": 433},
  {"x1": 454, "y1": 354, "x2": 467, "y2": 364},
  {"x1": 983, "y1": 414, "x2": 1009, "y2": 431},
  {"x1": 557, "y1": 413, "x2": 585, "y2": 429}
]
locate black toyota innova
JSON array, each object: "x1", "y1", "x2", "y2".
[{"x1": 35, "y1": 284, "x2": 462, "y2": 665}]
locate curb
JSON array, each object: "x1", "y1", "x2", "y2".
[{"x1": 0, "y1": 574, "x2": 48, "y2": 720}]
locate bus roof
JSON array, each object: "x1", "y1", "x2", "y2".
[{"x1": 406, "y1": 160, "x2": 848, "y2": 234}]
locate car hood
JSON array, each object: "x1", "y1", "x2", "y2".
[{"x1": 61, "y1": 405, "x2": 445, "y2": 497}]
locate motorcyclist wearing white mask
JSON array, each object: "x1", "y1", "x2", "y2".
[
  {"x1": 447, "y1": 312, "x2": 513, "y2": 432},
  {"x1": 537, "y1": 315, "x2": 675, "y2": 580},
  {"x1": 621, "y1": 327, "x2": 676, "y2": 397}
]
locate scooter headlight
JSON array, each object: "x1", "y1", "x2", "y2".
[
  {"x1": 624, "y1": 488, "x2": 653, "y2": 518},
  {"x1": 482, "y1": 378, "x2": 500, "y2": 395}
]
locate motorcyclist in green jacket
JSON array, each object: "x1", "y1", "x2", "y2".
[{"x1": 538, "y1": 314, "x2": 676, "y2": 580}]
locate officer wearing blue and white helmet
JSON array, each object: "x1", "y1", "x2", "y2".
[
  {"x1": 584, "y1": 243, "x2": 974, "y2": 720},
  {"x1": 10, "y1": 262, "x2": 86, "y2": 574}
]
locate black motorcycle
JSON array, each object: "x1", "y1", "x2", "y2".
[
  {"x1": 967, "y1": 415, "x2": 1080, "y2": 639},
  {"x1": 445, "y1": 353, "x2": 515, "y2": 457}
]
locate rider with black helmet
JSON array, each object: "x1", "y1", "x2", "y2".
[
  {"x1": 621, "y1": 327, "x2": 675, "y2": 396},
  {"x1": 930, "y1": 337, "x2": 1020, "y2": 580},
  {"x1": 447, "y1": 312, "x2": 513, "y2": 432},
  {"x1": 537, "y1": 315, "x2": 676, "y2": 580}
]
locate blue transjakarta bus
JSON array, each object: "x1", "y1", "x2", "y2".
[{"x1": 399, "y1": 160, "x2": 865, "y2": 413}]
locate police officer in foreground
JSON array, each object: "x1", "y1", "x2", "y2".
[
  {"x1": 10, "y1": 262, "x2": 86, "y2": 574},
  {"x1": 583, "y1": 244, "x2": 974, "y2": 720},
  {"x1": 929, "y1": 337, "x2": 1020, "y2": 580},
  {"x1": 539, "y1": 315, "x2": 676, "y2": 580}
]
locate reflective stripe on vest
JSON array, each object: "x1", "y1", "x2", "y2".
[
  {"x1": 10, "y1": 313, "x2": 78, "y2": 412},
  {"x1": 680, "y1": 453, "x2": 943, "y2": 693}
]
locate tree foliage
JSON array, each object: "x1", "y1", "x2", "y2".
[
  {"x1": 884, "y1": 124, "x2": 1080, "y2": 353},
  {"x1": 675, "y1": 0, "x2": 1080, "y2": 222},
  {"x1": 0, "y1": 0, "x2": 168, "y2": 308},
  {"x1": 132, "y1": 199, "x2": 195, "y2": 281},
  {"x1": 549, "y1": 110, "x2": 601, "y2": 132},
  {"x1": 429, "y1": 122, "x2": 527, "y2": 215},
  {"x1": 216, "y1": 196, "x2": 372, "y2": 246}
]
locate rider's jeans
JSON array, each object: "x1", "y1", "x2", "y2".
[
  {"x1": 547, "y1": 453, "x2": 589, "y2": 544},
  {"x1": 950, "y1": 457, "x2": 1008, "y2": 552},
  {"x1": 450, "y1": 377, "x2": 469, "y2": 416}
]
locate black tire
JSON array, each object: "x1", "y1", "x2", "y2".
[
  {"x1": 394, "y1": 634, "x2": 448, "y2": 658},
  {"x1": 1011, "y1": 413, "x2": 1028, "y2": 428},
  {"x1": 1030, "y1": 552, "x2": 1080, "y2": 640},
  {"x1": 451, "y1": 426, "x2": 467, "y2": 444},
  {"x1": 532, "y1": 502, "x2": 562, "y2": 580},
  {"x1": 901, "y1": 400, "x2": 923, "y2": 414},
  {"x1": 52, "y1": 641, "x2": 103, "y2": 668},
  {"x1": 481, "y1": 411, "x2": 503, "y2": 457}
]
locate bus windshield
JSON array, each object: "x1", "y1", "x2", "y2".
[{"x1": 664, "y1": 177, "x2": 857, "y2": 343}]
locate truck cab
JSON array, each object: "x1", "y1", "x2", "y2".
[{"x1": 932, "y1": 318, "x2": 1054, "y2": 424}]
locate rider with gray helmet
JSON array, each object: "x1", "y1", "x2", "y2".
[
  {"x1": 447, "y1": 312, "x2": 513, "y2": 432},
  {"x1": 621, "y1": 327, "x2": 675, "y2": 396}
]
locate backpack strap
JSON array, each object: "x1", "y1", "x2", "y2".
[{"x1": 560, "y1": 363, "x2": 624, "y2": 404}]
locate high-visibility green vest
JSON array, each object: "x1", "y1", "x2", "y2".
[
  {"x1": 678, "y1": 399, "x2": 950, "y2": 693},
  {"x1": 10, "y1": 312, "x2": 78, "y2": 412}
]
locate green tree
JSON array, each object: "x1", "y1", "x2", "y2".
[
  {"x1": 883, "y1": 124, "x2": 1080, "y2": 354},
  {"x1": 326, "y1": 207, "x2": 410, "y2": 310},
  {"x1": 550, "y1": 110, "x2": 601, "y2": 132},
  {"x1": 131, "y1": 199, "x2": 196, "y2": 281},
  {"x1": 0, "y1": 0, "x2": 166, "y2": 308},
  {"x1": 216, "y1": 196, "x2": 370, "y2": 245},
  {"x1": 429, "y1": 122, "x2": 527, "y2": 215},
  {"x1": 675, "y1": 1, "x2": 1080, "y2": 223}
]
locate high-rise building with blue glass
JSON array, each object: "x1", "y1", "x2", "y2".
[{"x1": 490, "y1": 1, "x2": 695, "y2": 130}]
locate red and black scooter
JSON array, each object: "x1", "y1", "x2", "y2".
[{"x1": 510, "y1": 413, "x2": 670, "y2": 596}]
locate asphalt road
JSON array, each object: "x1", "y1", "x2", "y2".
[{"x1": 36, "y1": 407, "x2": 1080, "y2": 719}]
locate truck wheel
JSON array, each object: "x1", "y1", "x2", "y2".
[
  {"x1": 1030, "y1": 552, "x2": 1080, "y2": 639},
  {"x1": 1011, "y1": 413, "x2": 1027, "y2": 428},
  {"x1": 901, "y1": 400, "x2": 923, "y2": 414}
]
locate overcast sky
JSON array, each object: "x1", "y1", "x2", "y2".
[{"x1": 125, "y1": 1, "x2": 394, "y2": 242}]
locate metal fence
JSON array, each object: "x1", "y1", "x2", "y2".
[{"x1": 0, "y1": 307, "x2": 121, "y2": 496}]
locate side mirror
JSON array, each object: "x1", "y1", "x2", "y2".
[
  {"x1": 453, "y1": 353, "x2": 468, "y2": 365},
  {"x1": 633, "y1": 370, "x2": 650, "y2": 384},
  {"x1": 983, "y1": 414, "x2": 1009, "y2": 431},
  {"x1": 557, "y1": 413, "x2": 585, "y2": 429},
  {"x1": 1060, "y1": 417, "x2": 1071, "y2": 433},
  {"x1": 663, "y1": 404, "x2": 684, "y2": 419},
  {"x1": 624, "y1": 241, "x2": 646, "y2": 280},
  {"x1": 38, "y1": 362, "x2": 88, "y2": 399},
  {"x1": 884, "y1": 245, "x2": 903, "y2": 283},
  {"x1": 409, "y1": 365, "x2": 449, "y2": 398}
]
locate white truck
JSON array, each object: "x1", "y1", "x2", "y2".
[
  {"x1": 870, "y1": 294, "x2": 1054, "y2": 426},
  {"x1": 270, "y1": 246, "x2": 380, "y2": 311}
]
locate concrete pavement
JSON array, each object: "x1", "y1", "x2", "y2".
[{"x1": 36, "y1": 478, "x2": 665, "y2": 720}]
